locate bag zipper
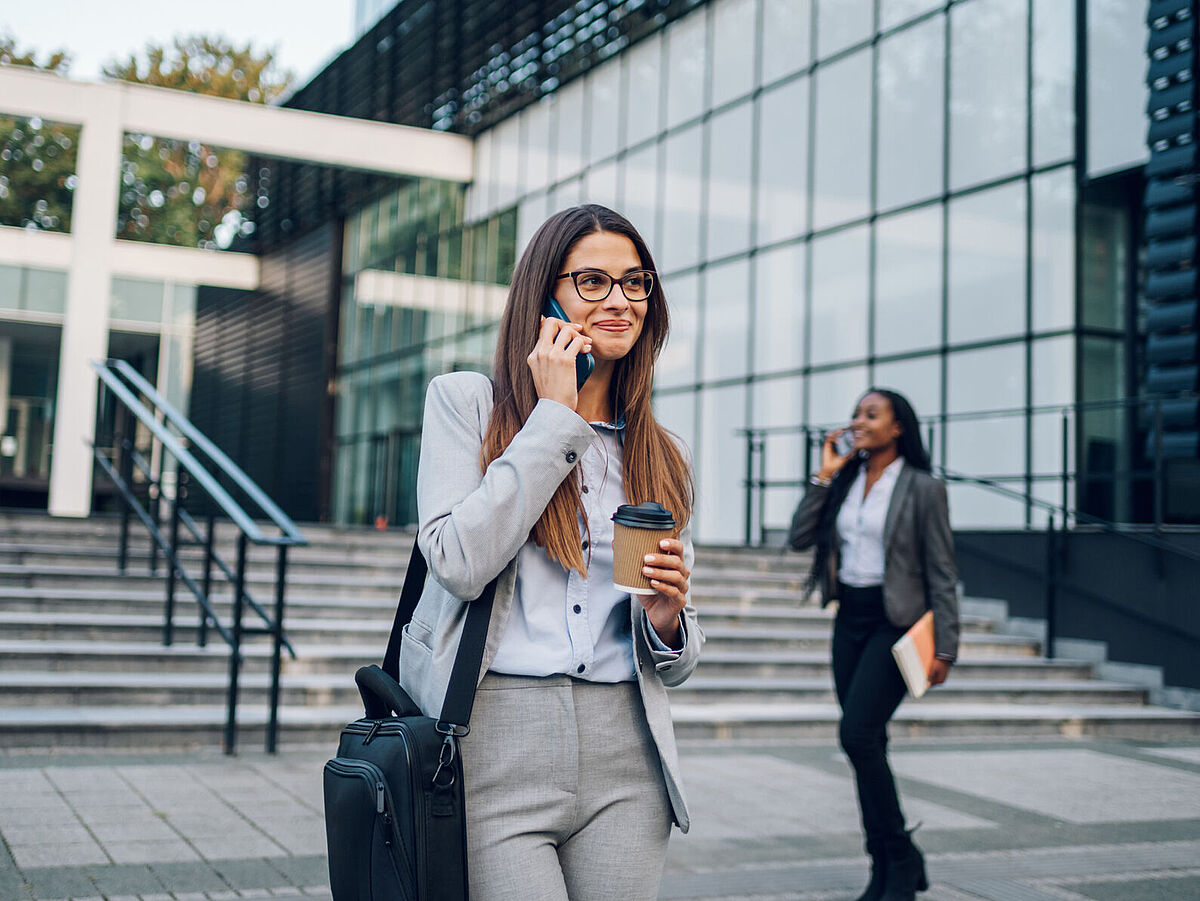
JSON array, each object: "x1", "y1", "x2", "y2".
[{"x1": 325, "y1": 757, "x2": 416, "y2": 893}]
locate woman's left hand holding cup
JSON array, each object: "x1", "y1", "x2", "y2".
[{"x1": 639, "y1": 538, "x2": 690, "y2": 648}]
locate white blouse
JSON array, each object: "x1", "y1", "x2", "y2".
[{"x1": 836, "y1": 456, "x2": 905, "y2": 587}]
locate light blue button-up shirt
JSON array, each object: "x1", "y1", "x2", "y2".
[{"x1": 489, "y1": 416, "x2": 682, "y2": 682}]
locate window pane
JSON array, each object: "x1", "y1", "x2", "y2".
[
  {"x1": 813, "y1": 50, "x2": 871, "y2": 229},
  {"x1": 582, "y1": 160, "x2": 619, "y2": 211},
  {"x1": 874, "y1": 205, "x2": 943, "y2": 356},
  {"x1": 706, "y1": 102, "x2": 754, "y2": 259},
  {"x1": 466, "y1": 129, "x2": 493, "y2": 221},
  {"x1": 493, "y1": 117, "x2": 522, "y2": 210},
  {"x1": 877, "y1": 15, "x2": 945, "y2": 211},
  {"x1": 697, "y1": 383, "x2": 747, "y2": 542},
  {"x1": 665, "y1": 8, "x2": 709, "y2": 129},
  {"x1": 1087, "y1": 0, "x2": 1149, "y2": 177},
  {"x1": 1033, "y1": 0, "x2": 1075, "y2": 167},
  {"x1": 23, "y1": 268, "x2": 67, "y2": 316},
  {"x1": 658, "y1": 272, "x2": 699, "y2": 389},
  {"x1": 555, "y1": 80, "x2": 586, "y2": 182},
  {"x1": 811, "y1": 226, "x2": 869, "y2": 365},
  {"x1": 588, "y1": 61, "x2": 622, "y2": 164},
  {"x1": 1080, "y1": 201, "x2": 1127, "y2": 331},
  {"x1": 711, "y1": 0, "x2": 756, "y2": 108},
  {"x1": 1031, "y1": 335, "x2": 1074, "y2": 478},
  {"x1": 880, "y1": 0, "x2": 942, "y2": 32},
  {"x1": 754, "y1": 243, "x2": 806, "y2": 375},
  {"x1": 621, "y1": 143, "x2": 661, "y2": 252},
  {"x1": 623, "y1": 33, "x2": 663, "y2": 148},
  {"x1": 762, "y1": 0, "x2": 812, "y2": 85},
  {"x1": 873, "y1": 354, "x2": 942, "y2": 426},
  {"x1": 110, "y1": 277, "x2": 164, "y2": 324},
  {"x1": 752, "y1": 374, "x2": 806, "y2": 527},
  {"x1": 949, "y1": 0, "x2": 1028, "y2": 191},
  {"x1": 807, "y1": 365, "x2": 868, "y2": 426},
  {"x1": 948, "y1": 181, "x2": 1026, "y2": 344},
  {"x1": 660, "y1": 126, "x2": 703, "y2": 272},
  {"x1": 517, "y1": 191, "x2": 550, "y2": 256},
  {"x1": 757, "y1": 77, "x2": 809, "y2": 244},
  {"x1": 1032, "y1": 168, "x2": 1075, "y2": 333},
  {"x1": 817, "y1": 0, "x2": 873, "y2": 59},
  {"x1": 702, "y1": 257, "x2": 750, "y2": 382},
  {"x1": 652, "y1": 389, "x2": 696, "y2": 463},
  {"x1": 946, "y1": 342, "x2": 1026, "y2": 478},
  {"x1": 524, "y1": 99, "x2": 553, "y2": 193}
]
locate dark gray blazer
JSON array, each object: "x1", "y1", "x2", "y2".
[{"x1": 788, "y1": 463, "x2": 960, "y2": 661}]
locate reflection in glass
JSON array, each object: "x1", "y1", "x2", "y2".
[
  {"x1": 1080, "y1": 201, "x2": 1127, "y2": 330},
  {"x1": 711, "y1": 0, "x2": 756, "y2": 108},
  {"x1": 555, "y1": 79, "x2": 586, "y2": 182},
  {"x1": 588, "y1": 61, "x2": 622, "y2": 164},
  {"x1": 652, "y1": 388, "x2": 696, "y2": 463},
  {"x1": 948, "y1": 181, "x2": 1026, "y2": 343},
  {"x1": 1031, "y1": 335, "x2": 1074, "y2": 477},
  {"x1": 21, "y1": 268, "x2": 67, "y2": 316},
  {"x1": 583, "y1": 161, "x2": 619, "y2": 212},
  {"x1": 666, "y1": 8, "x2": 709, "y2": 129},
  {"x1": 813, "y1": 50, "x2": 871, "y2": 229},
  {"x1": 493, "y1": 117, "x2": 523, "y2": 211},
  {"x1": 946, "y1": 342, "x2": 1026, "y2": 480},
  {"x1": 1033, "y1": 0, "x2": 1075, "y2": 167},
  {"x1": 880, "y1": 0, "x2": 942, "y2": 32},
  {"x1": 702, "y1": 258, "x2": 750, "y2": 382},
  {"x1": 657, "y1": 272, "x2": 699, "y2": 389},
  {"x1": 517, "y1": 191, "x2": 550, "y2": 256},
  {"x1": 949, "y1": 0, "x2": 1027, "y2": 190},
  {"x1": 817, "y1": 0, "x2": 873, "y2": 59},
  {"x1": 523, "y1": 99, "x2": 553, "y2": 193},
  {"x1": 660, "y1": 126, "x2": 703, "y2": 272},
  {"x1": 811, "y1": 226, "x2": 869, "y2": 366},
  {"x1": 761, "y1": 0, "x2": 812, "y2": 86},
  {"x1": 873, "y1": 354, "x2": 942, "y2": 429},
  {"x1": 752, "y1": 374, "x2": 806, "y2": 527},
  {"x1": 1032, "y1": 168, "x2": 1075, "y2": 333},
  {"x1": 875, "y1": 205, "x2": 943, "y2": 356},
  {"x1": 877, "y1": 15, "x2": 945, "y2": 211},
  {"x1": 621, "y1": 143, "x2": 661, "y2": 253},
  {"x1": 697, "y1": 383, "x2": 747, "y2": 542},
  {"x1": 807, "y1": 365, "x2": 869, "y2": 425},
  {"x1": 623, "y1": 33, "x2": 663, "y2": 148},
  {"x1": 754, "y1": 243, "x2": 806, "y2": 375},
  {"x1": 706, "y1": 103, "x2": 754, "y2": 259},
  {"x1": 757, "y1": 78, "x2": 809, "y2": 244},
  {"x1": 1080, "y1": 337, "x2": 1126, "y2": 520},
  {"x1": 109, "y1": 277, "x2": 164, "y2": 325},
  {"x1": 1087, "y1": 0, "x2": 1149, "y2": 177}
]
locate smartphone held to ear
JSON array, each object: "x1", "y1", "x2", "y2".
[
  {"x1": 543, "y1": 297, "x2": 595, "y2": 389},
  {"x1": 834, "y1": 429, "x2": 856, "y2": 457}
]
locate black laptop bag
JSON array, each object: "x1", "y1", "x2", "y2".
[{"x1": 323, "y1": 543, "x2": 496, "y2": 901}]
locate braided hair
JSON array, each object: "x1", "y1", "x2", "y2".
[{"x1": 803, "y1": 389, "x2": 930, "y2": 599}]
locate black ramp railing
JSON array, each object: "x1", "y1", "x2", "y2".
[{"x1": 91, "y1": 358, "x2": 307, "y2": 754}]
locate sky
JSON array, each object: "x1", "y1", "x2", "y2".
[{"x1": 1, "y1": 0, "x2": 355, "y2": 91}]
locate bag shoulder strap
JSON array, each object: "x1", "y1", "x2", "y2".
[{"x1": 382, "y1": 541, "x2": 497, "y2": 731}]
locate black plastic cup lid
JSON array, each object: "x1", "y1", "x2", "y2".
[{"x1": 611, "y1": 501, "x2": 675, "y2": 529}]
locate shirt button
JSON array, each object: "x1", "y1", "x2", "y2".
[
  {"x1": 565, "y1": 451, "x2": 578, "y2": 463},
  {"x1": 577, "y1": 664, "x2": 586, "y2": 674},
  {"x1": 573, "y1": 604, "x2": 582, "y2": 614},
  {"x1": 581, "y1": 540, "x2": 589, "y2": 550},
  {"x1": 582, "y1": 485, "x2": 589, "y2": 493}
]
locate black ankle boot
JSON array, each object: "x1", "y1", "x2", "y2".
[
  {"x1": 879, "y1": 831, "x2": 928, "y2": 900},
  {"x1": 852, "y1": 850, "x2": 887, "y2": 901}
]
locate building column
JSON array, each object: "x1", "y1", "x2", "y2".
[{"x1": 48, "y1": 85, "x2": 123, "y2": 517}]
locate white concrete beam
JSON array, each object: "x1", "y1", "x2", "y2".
[
  {"x1": 0, "y1": 227, "x2": 259, "y2": 290},
  {"x1": 0, "y1": 66, "x2": 474, "y2": 182}
]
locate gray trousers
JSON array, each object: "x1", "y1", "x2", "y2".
[{"x1": 458, "y1": 672, "x2": 673, "y2": 901}]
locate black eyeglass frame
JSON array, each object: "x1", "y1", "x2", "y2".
[{"x1": 555, "y1": 269, "x2": 657, "y2": 302}]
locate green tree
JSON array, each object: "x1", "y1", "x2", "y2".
[
  {"x1": 0, "y1": 35, "x2": 79, "y2": 233},
  {"x1": 103, "y1": 36, "x2": 294, "y2": 248}
]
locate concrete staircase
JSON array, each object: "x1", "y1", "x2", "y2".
[{"x1": 1, "y1": 512, "x2": 1198, "y2": 749}]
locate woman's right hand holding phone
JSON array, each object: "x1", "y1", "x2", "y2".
[
  {"x1": 817, "y1": 429, "x2": 854, "y2": 482},
  {"x1": 528, "y1": 316, "x2": 592, "y2": 409}
]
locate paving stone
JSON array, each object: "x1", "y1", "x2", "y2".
[
  {"x1": 19, "y1": 869, "x2": 99, "y2": 900},
  {"x1": 103, "y1": 840, "x2": 198, "y2": 865},
  {"x1": 145, "y1": 861, "x2": 229, "y2": 895},
  {"x1": 11, "y1": 843, "x2": 108, "y2": 869},
  {"x1": 81, "y1": 864, "x2": 162, "y2": 898}
]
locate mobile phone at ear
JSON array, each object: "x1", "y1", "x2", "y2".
[
  {"x1": 835, "y1": 429, "x2": 855, "y2": 457},
  {"x1": 543, "y1": 297, "x2": 595, "y2": 389}
]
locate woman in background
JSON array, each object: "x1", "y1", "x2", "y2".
[{"x1": 788, "y1": 389, "x2": 959, "y2": 901}]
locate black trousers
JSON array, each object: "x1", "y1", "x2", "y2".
[{"x1": 832, "y1": 583, "x2": 910, "y2": 854}]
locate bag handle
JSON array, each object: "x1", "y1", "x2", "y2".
[{"x1": 381, "y1": 542, "x2": 497, "y2": 733}]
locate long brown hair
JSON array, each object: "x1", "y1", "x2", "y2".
[{"x1": 481, "y1": 204, "x2": 693, "y2": 574}]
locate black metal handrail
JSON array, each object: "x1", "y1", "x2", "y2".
[
  {"x1": 741, "y1": 392, "x2": 1200, "y2": 661},
  {"x1": 91, "y1": 359, "x2": 307, "y2": 755}
]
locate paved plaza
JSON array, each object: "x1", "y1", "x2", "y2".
[{"x1": 1, "y1": 737, "x2": 1198, "y2": 901}]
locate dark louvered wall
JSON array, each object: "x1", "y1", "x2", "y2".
[{"x1": 191, "y1": 222, "x2": 341, "y2": 522}]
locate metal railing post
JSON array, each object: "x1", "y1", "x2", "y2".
[
  {"x1": 757, "y1": 437, "x2": 768, "y2": 546},
  {"x1": 224, "y1": 532, "x2": 249, "y2": 756},
  {"x1": 199, "y1": 512, "x2": 216, "y2": 648},
  {"x1": 1153, "y1": 399, "x2": 1165, "y2": 534},
  {"x1": 117, "y1": 433, "x2": 133, "y2": 573},
  {"x1": 148, "y1": 483, "x2": 161, "y2": 575},
  {"x1": 163, "y1": 471, "x2": 186, "y2": 647},
  {"x1": 1044, "y1": 512, "x2": 1057, "y2": 659},
  {"x1": 266, "y1": 544, "x2": 289, "y2": 754},
  {"x1": 802, "y1": 427, "x2": 812, "y2": 486},
  {"x1": 744, "y1": 431, "x2": 755, "y2": 546}
]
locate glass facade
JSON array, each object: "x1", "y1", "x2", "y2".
[{"x1": 322, "y1": 0, "x2": 1156, "y2": 540}]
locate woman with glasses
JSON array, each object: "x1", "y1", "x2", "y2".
[
  {"x1": 400, "y1": 204, "x2": 700, "y2": 900},
  {"x1": 788, "y1": 389, "x2": 959, "y2": 901}
]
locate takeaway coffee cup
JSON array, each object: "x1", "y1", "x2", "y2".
[{"x1": 611, "y1": 501, "x2": 676, "y2": 596}]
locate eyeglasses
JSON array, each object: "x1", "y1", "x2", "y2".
[{"x1": 556, "y1": 269, "x2": 656, "y2": 302}]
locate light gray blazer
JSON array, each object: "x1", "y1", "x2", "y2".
[
  {"x1": 788, "y1": 464, "x2": 960, "y2": 660},
  {"x1": 398, "y1": 371, "x2": 702, "y2": 832}
]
